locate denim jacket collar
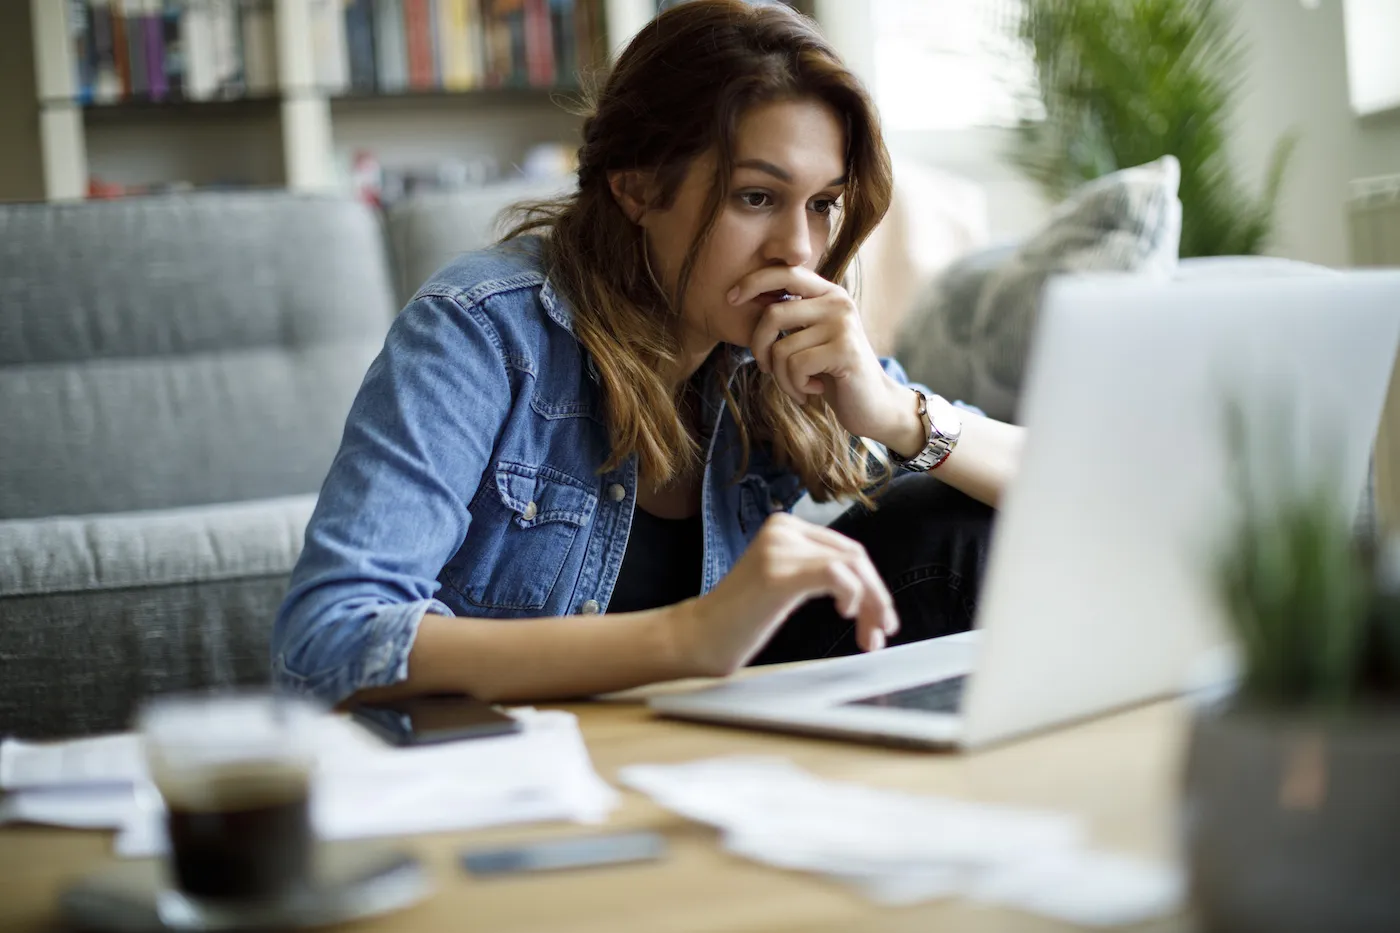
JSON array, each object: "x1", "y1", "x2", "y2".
[{"x1": 539, "y1": 276, "x2": 575, "y2": 336}]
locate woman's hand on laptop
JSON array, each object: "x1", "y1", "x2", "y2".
[{"x1": 669, "y1": 513, "x2": 899, "y2": 678}]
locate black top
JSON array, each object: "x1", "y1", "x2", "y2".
[{"x1": 606, "y1": 507, "x2": 704, "y2": 614}]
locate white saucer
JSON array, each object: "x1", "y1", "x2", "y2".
[{"x1": 60, "y1": 843, "x2": 431, "y2": 931}]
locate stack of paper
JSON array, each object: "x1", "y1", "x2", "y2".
[
  {"x1": 619, "y1": 756, "x2": 1182, "y2": 928},
  {"x1": 1, "y1": 709, "x2": 618, "y2": 857}
]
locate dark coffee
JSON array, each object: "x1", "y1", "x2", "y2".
[{"x1": 162, "y1": 765, "x2": 312, "y2": 901}]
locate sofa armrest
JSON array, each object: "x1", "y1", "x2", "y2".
[{"x1": 0, "y1": 496, "x2": 315, "y2": 739}]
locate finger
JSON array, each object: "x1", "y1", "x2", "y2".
[
  {"x1": 845, "y1": 551, "x2": 900, "y2": 640},
  {"x1": 728, "y1": 264, "x2": 834, "y2": 308},
  {"x1": 750, "y1": 297, "x2": 833, "y2": 374},
  {"x1": 802, "y1": 521, "x2": 870, "y2": 560},
  {"x1": 782, "y1": 341, "x2": 848, "y2": 398},
  {"x1": 790, "y1": 526, "x2": 898, "y2": 641},
  {"x1": 768, "y1": 324, "x2": 832, "y2": 404},
  {"x1": 801, "y1": 521, "x2": 901, "y2": 638},
  {"x1": 820, "y1": 560, "x2": 865, "y2": 620},
  {"x1": 772, "y1": 547, "x2": 861, "y2": 621},
  {"x1": 774, "y1": 526, "x2": 862, "y2": 604}
]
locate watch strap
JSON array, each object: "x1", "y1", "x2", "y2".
[{"x1": 888, "y1": 389, "x2": 961, "y2": 473}]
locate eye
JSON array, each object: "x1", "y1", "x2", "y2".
[
  {"x1": 811, "y1": 197, "x2": 842, "y2": 216},
  {"x1": 738, "y1": 191, "x2": 773, "y2": 209}
]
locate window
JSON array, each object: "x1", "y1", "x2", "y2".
[
  {"x1": 871, "y1": 0, "x2": 1037, "y2": 132},
  {"x1": 1343, "y1": 0, "x2": 1400, "y2": 115}
]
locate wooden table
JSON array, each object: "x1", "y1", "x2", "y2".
[{"x1": 0, "y1": 696, "x2": 1194, "y2": 932}]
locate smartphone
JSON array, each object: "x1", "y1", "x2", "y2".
[
  {"x1": 459, "y1": 831, "x2": 667, "y2": 877},
  {"x1": 348, "y1": 693, "x2": 522, "y2": 747}
]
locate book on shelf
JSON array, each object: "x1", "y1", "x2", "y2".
[
  {"x1": 372, "y1": 0, "x2": 410, "y2": 93},
  {"x1": 239, "y1": 0, "x2": 279, "y2": 95},
  {"x1": 65, "y1": 0, "x2": 265, "y2": 104},
  {"x1": 344, "y1": 0, "x2": 377, "y2": 91},
  {"x1": 360, "y1": 0, "x2": 607, "y2": 93},
  {"x1": 60, "y1": 0, "x2": 606, "y2": 105},
  {"x1": 310, "y1": 0, "x2": 351, "y2": 94},
  {"x1": 402, "y1": 0, "x2": 434, "y2": 89},
  {"x1": 162, "y1": 2, "x2": 185, "y2": 100}
]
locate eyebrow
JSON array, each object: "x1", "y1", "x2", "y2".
[{"x1": 735, "y1": 158, "x2": 846, "y2": 189}]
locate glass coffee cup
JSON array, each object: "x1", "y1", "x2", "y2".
[{"x1": 136, "y1": 690, "x2": 322, "y2": 902}]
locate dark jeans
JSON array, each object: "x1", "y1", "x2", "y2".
[{"x1": 749, "y1": 473, "x2": 996, "y2": 666}]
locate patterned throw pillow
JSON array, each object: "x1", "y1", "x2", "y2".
[{"x1": 894, "y1": 156, "x2": 1183, "y2": 422}]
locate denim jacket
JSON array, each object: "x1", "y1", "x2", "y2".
[{"x1": 272, "y1": 236, "x2": 923, "y2": 705}]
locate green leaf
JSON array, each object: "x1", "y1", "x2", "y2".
[
  {"x1": 1212, "y1": 396, "x2": 1376, "y2": 711},
  {"x1": 1014, "y1": 0, "x2": 1296, "y2": 257}
]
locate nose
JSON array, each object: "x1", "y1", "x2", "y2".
[{"x1": 762, "y1": 205, "x2": 814, "y2": 268}]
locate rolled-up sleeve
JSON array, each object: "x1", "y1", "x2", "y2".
[{"x1": 271, "y1": 293, "x2": 512, "y2": 705}]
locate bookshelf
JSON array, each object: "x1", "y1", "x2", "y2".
[{"x1": 28, "y1": 0, "x2": 656, "y2": 201}]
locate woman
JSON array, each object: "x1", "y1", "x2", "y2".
[{"x1": 272, "y1": 0, "x2": 1024, "y2": 707}]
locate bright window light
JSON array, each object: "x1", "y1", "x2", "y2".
[{"x1": 872, "y1": 0, "x2": 1038, "y2": 131}]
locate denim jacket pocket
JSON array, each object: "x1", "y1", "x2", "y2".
[{"x1": 451, "y1": 460, "x2": 597, "y2": 611}]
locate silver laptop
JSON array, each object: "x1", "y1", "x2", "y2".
[{"x1": 650, "y1": 271, "x2": 1400, "y2": 749}]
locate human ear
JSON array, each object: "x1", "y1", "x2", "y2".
[{"x1": 607, "y1": 170, "x2": 655, "y2": 225}]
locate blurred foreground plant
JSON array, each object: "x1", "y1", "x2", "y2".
[{"x1": 1215, "y1": 400, "x2": 1400, "y2": 712}]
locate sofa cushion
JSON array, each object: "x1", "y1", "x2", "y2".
[
  {"x1": 0, "y1": 495, "x2": 313, "y2": 597},
  {"x1": 0, "y1": 496, "x2": 314, "y2": 739},
  {"x1": 1, "y1": 342, "x2": 381, "y2": 522},
  {"x1": 0, "y1": 192, "x2": 395, "y2": 520},
  {"x1": 894, "y1": 156, "x2": 1183, "y2": 421},
  {"x1": 385, "y1": 178, "x2": 575, "y2": 306}
]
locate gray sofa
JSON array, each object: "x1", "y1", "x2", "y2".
[{"x1": 0, "y1": 185, "x2": 559, "y2": 739}]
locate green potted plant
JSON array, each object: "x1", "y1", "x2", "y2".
[
  {"x1": 1184, "y1": 405, "x2": 1400, "y2": 932},
  {"x1": 1013, "y1": 0, "x2": 1296, "y2": 258}
]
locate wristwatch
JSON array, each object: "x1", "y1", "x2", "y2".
[{"x1": 888, "y1": 389, "x2": 962, "y2": 472}]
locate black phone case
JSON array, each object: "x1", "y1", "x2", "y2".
[{"x1": 348, "y1": 697, "x2": 521, "y2": 747}]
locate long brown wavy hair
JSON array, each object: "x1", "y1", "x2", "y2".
[{"x1": 502, "y1": 0, "x2": 895, "y2": 503}]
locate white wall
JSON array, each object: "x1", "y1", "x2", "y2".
[
  {"x1": 1344, "y1": 0, "x2": 1400, "y2": 114},
  {"x1": 1226, "y1": 0, "x2": 1361, "y2": 266},
  {"x1": 1343, "y1": 0, "x2": 1400, "y2": 182},
  {"x1": 1356, "y1": 116, "x2": 1400, "y2": 179},
  {"x1": 1231, "y1": 0, "x2": 1400, "y2": 265}
]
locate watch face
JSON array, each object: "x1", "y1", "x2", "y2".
[{"x1": 930, "y1": 407, "x2": 961, "y2": 439}]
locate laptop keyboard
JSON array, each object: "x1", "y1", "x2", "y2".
[{"x1": 843, "y1": 675, "x2": 967, "y2": 714}]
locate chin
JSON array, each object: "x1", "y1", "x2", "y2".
[
  {"x1": 727, "y1": 331, "x2": 759, "y2": 354},
  {"x1": 696, "y1": 318, "x2": 755, "y2": 354}
]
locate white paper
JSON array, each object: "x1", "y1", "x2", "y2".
[
  {"x1": 619, "y1": 756, "x2": 1183, "y2": 926},
  {"x1": 0, "y1": 733, "x2": 147, "y2": 789},
  {"x1": 116, "y1": 708, "x2": 617, "y2": 857},
  {"x1": 0, "y1": 784, "x2": 140, "y2": 829},
  {"x1": 621, "y1": 756, "x2": 1082, "y2": 867},
  {"x1": 968, "y1": 850, "x2": 1185, "y2": 928},
  {"x1": 2, "y1": 709, "x2": 618, "y2": 859}
]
